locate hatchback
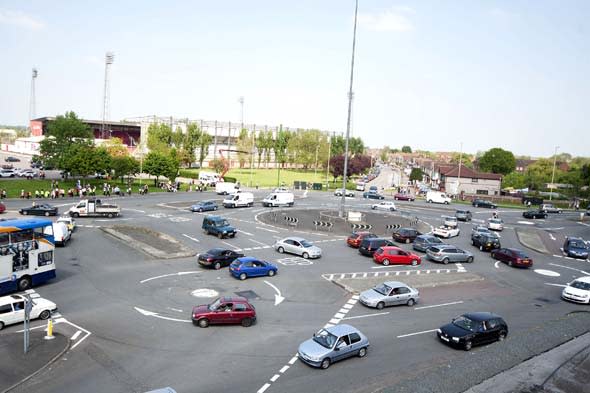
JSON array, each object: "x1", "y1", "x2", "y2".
[
  {"x1": 298, "y1": 324, "x2": 370, "y2": 369},
  {"x1": 471, "y1": 233, "x2": 501, "y2": 251},
  {"x1": 191, "y1": 296, "x2": 256, "y2": 328},
  {"x1": 413, "y1": 235, "x2": 444, "y2": 252},
  {"x1": 0, "y1": 294, "x2": 57, "y2": 330},
  {"x1": 334, "y1": 189, "x2": 354, "y2": 197},
  {"x1": 437, "y1": 312, "x2": 508, "y2": 351},
  {"x1": 359, "y1": 238, "x2": 395, "y2": 256},
  {"x1": 371, "y1": 201, "x2": 397, "y2": 211},
  {"x1": 427, "y1": 245, "x2": 474, "y2": 264},
  {"x1": 373, "y1": 246, "x2": 421, "y2": 266},
  {"x1": 392, "y1": 228, "x2": 420, "y2": 244},
  {"x1": 347, "y1": 232, "x2": 377, "y2": 248},
  {"x1": 522, "y1": 210, "x2": 547, "y2": 219},
  {"x1": 393, "y1": 193, "x2": 415, "y2": 201},
  {"x1": 362, "y1": 192, "x2": 385, "y2": 200},
  {"x1": 455, "y1": 210, "x2": 472, "y2": 221},
  {"x1": 190, "y1": 200, "x2": 218, "y2": 212},
  {"x1": 490, "y1": 248, "x2": 533, "y2": 268},
  {"x1": 274, "y1": 237, "x2": 322, "y2": 259},
  {"x1": 229, "y1": 257, "x2": 278, "y2": 280},
  {"x1": 359, "y1": 281, "x2": 420, "y2": 309},
  {"x1": 487, "y1": 218, "x2": 504, "y2": 231},
  {"x1": 198, "y1": 248, "x2": 244, "y2": 270},
  {"x1": 561, "y1": 276, "x2": 590, "y2": 304},
  {"x1": 472, "y1": 199, "x2": 497, "y2": 209}
]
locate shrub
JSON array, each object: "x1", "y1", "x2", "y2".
[
  {"x1": 223, "y1": 176, "x2": 237, "y2": 183},
  {"x1": 178, "y1": 169, "x2": 199, "y2": 179}
]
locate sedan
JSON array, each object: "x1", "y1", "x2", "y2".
[
  {"x1": 19, "y1": 204, "x2": 58, "y2": 216},
  {"x1": 347, "y1": 232, "x2": 377, "y2": 248},
  {"x1": 433, "y1": 225, "x2": 460, "y2": 239},
  {"x1": 437, "y1": 312, "x2": 508, "y2": 351},
  {"x1": 191, "y1": 296, "x2": 256, "y2": 328},
  {"x1": 427, "y1": 245, "x2": 474, "y2": 264},
  {"x1": 360, "y1": 281, "x2": 420, "y2": 309},
  {"x1": 490, "y1": 248, "x2": 533, "y2": 268},
  {"x1": 334, "y1": 189, "x2": 354, "y2": 197},
  {"x1": 393, "y1": 193, "x2": 415, "y2": 201},
  {"x1": 522, "y1": 210, "x2": 547, "y2": 219},
  {"x1": 229, "y1": 257, "x2": 278, "y2": 280},
  {"x1": 0, "y1": 294, "x2": 57, "y2": 330},
  {"x1": 371, "y1": 201, "x2": 396, "y2": 211},
  {"x1": 4, "y1": 156, "x2": 20, "y2": 162},
  {"x1": 362, "y1": 192, "x2": 385, "y2": 200},
  {"x1": 455, "y1": 210, "x2": 472, "y2": 221},
  {"x1": 472, "y1": 199, "x2": 497, "y2": 209},
  {"x1": 190, "y1": 200, "x2": 218, "y2": 212},
  {"x1": 373, "y1": 247, "x2": 421, "y2": 266},
  {"x1": 275, "y1": 237, "x2": 321, "y2": 259},
  {"x1": 561, "y1": 276, "x2": 590, "y2": 304},
  {"x1": 198, "y1": 248, "x2": 244, "y2": 270},
  {"x1": 298, "y1": 324, "x2": 370, "y2": 369}
]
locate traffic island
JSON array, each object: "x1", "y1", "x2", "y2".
[
  {"x1": 515, "y1": 228, "x2": 551, "y2": 255},
  {"x1": 0, "y1": 331, "x2": 69, "y2": 393},
  {"x1": 101, "y1": 225, "x2": 196, "y2": 259}
]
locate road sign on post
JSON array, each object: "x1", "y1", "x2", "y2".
[{"x1": 23, "y1": 294, "x2": 33, "y2": 354}]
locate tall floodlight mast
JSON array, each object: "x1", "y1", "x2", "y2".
[{"x1": 101, "y1": 52, "x2": 115, "y2": 139}]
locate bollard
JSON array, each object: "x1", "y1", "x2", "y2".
[
  {"x1": 44, "y1": 319, "x2": 55, "y2": 340},
  {"x1": 581, "y1": 213, "x2": 585, "y2": 222}
]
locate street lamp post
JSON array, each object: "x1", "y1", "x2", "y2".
[{"x1": 550, "y1": 146, "x2": 559, "y2": 201}]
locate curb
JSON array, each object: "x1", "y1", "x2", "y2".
[
  {"x1": 1, "y1": 334, "x2": 71, "y2": 393},
  {"x1": 101, "y1": 226, "x2": 196, "y2": 259},
  {"x1": 514, "y1": 228, "x2": 550, "y2": 255}
]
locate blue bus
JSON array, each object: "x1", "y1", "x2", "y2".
[{"x1": 0, "y1": 218, "x2": 56, "y2": 295}]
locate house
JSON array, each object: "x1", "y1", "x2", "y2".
[
  {"x1": 438, "y1": 166, "x2": 502, "y2": 196},
  {"x1": 515, "y1": 159, "x2": 537, "y2": 173}
]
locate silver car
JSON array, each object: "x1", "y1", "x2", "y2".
[
  {"x1": 427, "y1": 244, "x2": 474, "y2": 264},
  {"x1": 274, "y1": 237, "x2": 322, "y2": 259},
  {"x1": 298, "y1": 324, "x2": 370, "y2": 369},
  {"x1": 360, "y1": 281, "x2": 420, "y2": 309},
  {"x1": 334, "y1": 188, "x2": 354, "y2": 197}
]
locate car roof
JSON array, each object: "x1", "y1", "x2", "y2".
[
  {"x1": 236, "y1": 257, "x2": 260, "y2": 263},
  {"x1": 382, "y1": 281, "x2": 410, "y2": 288},
  {"x1": 324, "y1": 324, "x2": 360, "y2": 336},
  {"x1": 573, "y1": 276, "x2": 590, "y2": 283},
  {"x1": 205, "y1": 215, "x2": 224, "y2": 220},
  {"x1": 283, "y1": 237, "x2": 306, "y2": 242},
  {"x1": 463, "y1": 312, "x2": 501, "y2": 321},
  {"x1": 417, "y1": 235, "x2": 439, "y2": 240},
  {"x1": 220, "y1": 296, "x2": 249, "y2": 303},
  {"x1": 432, "y1": 244, "x2": 456, "y2": 249},
  {"x1": 380, "y1": 246, "x2": 403, "y2": 251},
  {"x1": 365, "y1": 237, "x2": 391, "y2": 242},
  {"x1": 0, "y1": 294, "x2": 25, "y2": 305}
]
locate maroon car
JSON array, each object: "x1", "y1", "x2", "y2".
[
  {"x1": 392, "y1": 228, "x2": 420, "y2": 244},
  {"x1": 347, "y1": 232, "x2": 378, "y2": 248},
  {"x1": 0, "y1": 202, "x2": 5, "y2": 214},
  {"x1": 490, "y1": 248, "x2": 533, "y2": 268},
  {"x1": 192, "y1": 296, "x2": 256, "y2": 328},
  {"x1": 394, "y1": 193, "x2": 415, "y2": 201}
]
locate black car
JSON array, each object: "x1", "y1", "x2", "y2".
[
  {"x1": 363, "y1": 192, "x2": 385, "y2": 200},
  {"x1": 4, "y1": 156, "x2": 20, "y2": 162},
  {"x1": 472, "y1": 199, "x2": 497, "y2": 209},
  {"x1": 392, "y1": 228, "x2": 420, "y2": 244},
  {"x1": 522, "y1": 210, "x2": 547, "y2": 219},
  {"x1": 471, "y1": 232, "x2": 501, "y2": 251},
  {"x1": 198, "y1": 248, "x2": 244, "y2": 270},
  {"x1": 437, "y1": 312, "x2": 508, "y2": 351},
  {"x1": 359, "y1": 238, "x2": 395, "y2": 256},
  {"x1": 19, "y1": 204, "x2": 58, "y2": 217}
]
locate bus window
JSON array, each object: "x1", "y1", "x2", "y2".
[
  {"x1": 38, "y1": 251, "x2": 53, "y2": 266},
  {"x1": 0, "y1": 233, "x2": 8, "y2": 246},
  {"x1": 33, "y1": 226, "x2": 45, "y2": 240},
  {"x1": 11, "y1": 229, "x2": 34, "y2": 244}
]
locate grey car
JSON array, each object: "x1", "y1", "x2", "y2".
[
  {"x1": 298, "y1": 324, "x2": 370, "y2": 369},
  {"x1": 360, "y1": 281, "x2": 420, "y2": 309},
  {"x1": 455, "y1": 209, "x2": 472, "y2": 221},
  {"x1": 413, "y1": 235, "x2": 444, "y2": 252},
  {"x1": 274, "y1": 237, "x2": 322, "y2": 259},
  {"x1": 427, "y1": 245, "x2": 474, "y2": 264}
]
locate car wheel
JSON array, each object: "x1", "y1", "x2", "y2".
[
  {"x1": 277, "y1": 246, "x2": 284, "y2": 254},
  {"x1": 198, "y1": 208, "x2": 203, "y2": 212},
  {"x1": 376, "y1": 302, "x2": 385, "y2": 310},
  {"x1": 45, "y1": 211, "x2": 50, "y2": 217},
  {"x1": 479, "y1": 245, "x2": 484, "y2": 251},
  {"x1": 358, "y1": 347, "x2": 367, "y2": 358},
  {"x1": 406, "y1": 238, "x2": 410, "y2": 244},
  {"x1": 442, "y1": 258, "x2": 449, "y2": 265},
  {"x1": 321, "y1": 358, "x2": 331, "y2": 369},
  {"x1": 467, "y1": 256, "x2": 474, "y2": 263},
  {"x1": 498, "y1": 331, "x2": 507, "y2": 341},
  {"x1": 241, "y1": 317, "x2": 253, "y2": 327},
  {"x1": 72, "y1": 212, "x2": 79, "y2": 218},
  {"x1": 508, "y1": 261, "x2": 513, "y2": 267},
  {"x1": 302, "y1": 252, "x2": 310, "y2": 259},
  {"x1": 198, "y1": 319, "x2": 209, "y2": 328},
  {"x1": 268, "y1": 270, "x2": 275, "y2": 277},
  {"x1": 390, "y1": 208, "x2": 395, "y2": 211},
  {"x1": 0, "y1": 322, "x2": 4, "y2": 331},
  {"x1": 407, "y1": 298, "x2": 415, "y2": 307},
  {"x1": 22, "y1": 210, "x2": 28, "y2": 215},
  {"x1": 394, "y1": 197, "x2": 398, "y2": 200},
  {"x1": 39, "y1": 310, "x2": 51, "y2": 320},
  {"x1": 382, "y1": 259, "x2": 390, "y2": 266},
  {"x1": 239, "y1": 273, "x2": 247, "y2": 280},
  {"x1": 218, "y1": 233, "x2": 223, "y2": 239},
  {"x1": 18, "y1": 276, "x2": 31, "y2": 291},
  {"x1": 214, "y1": 206, "x2": 218, "y2": 210},
  {"x1": 464, "y1": 340, "x2": 473, "y2": 351},
  {"x1": 411, "y1": 259, "x2": 418, "y2": 266},
  {"x1": 371, "y1": 206, "x2": 376, "y2": 210},
  {"x1": 444, "y1": 201, "x2": 449, "y2": 205},
  {"x1": 214, "y1": 262, "x2": 221, "y2": 270}
]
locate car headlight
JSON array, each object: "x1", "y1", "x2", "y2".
[
  {"x1": 223, "y1": 231, "x2": 227, "y2": 234},
  {"x1": 437, "y1": 329, "x2": 442, "y2": 334},
  {"x1": 452, "y1": 337, "x2": 460, "y2": 343}
]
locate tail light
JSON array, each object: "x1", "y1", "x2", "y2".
[{"x1": 207, "y1": 258, "x2": 213, "y2": 262}]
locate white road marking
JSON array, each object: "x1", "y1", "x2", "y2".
[
  {"x1": 256, "y1": 226, "x2": 280, "y2": 233},
  {"x1": 397, "y1": 328, "x2": 439, "y2": 338},
  {"x1": 545, "y1": 283, "x2": 567, "y2": 287},
  {"x1": 125, "y1": 208, "x2": 146, "y2": 213},
  {"x1": 342, "y1": 312, "x2": 390, "y2": 320},
  {"x1": 250, "y1": 239, "x2": 268, "y2": 246},
  {"x1": 549, "y1": 263, "x2": 590, "y2": 275},
  {"x1": 140, "y1": 271, "x2": 201, "y2": 284},
  {"x1": 279, "y1": 365, "x2": 289, "y2": 373},
  {"x1": 288, "y1": 356, "x2": 298, "y2": 365},
  {"x1": 134, "y1": 307, "x2": 192, "y2": 323},
  {"x1": 414, "y1": 301, "x2": 463, "y2": 310},
  {"x1": 221, "y1": 240, "x2": 240, "y2": 250},
  {"x1": 534, "y1": 269, "x2": 561, "y2": 277},
  {"x1": 553, "y1": 255, "x2": 564, "y2": 258},
  {"x1": 71, "y1": 330, "x2": 82, "y2": 340},
  {"x1": 578, "y1": 222, "x2": 590, "y2": 227},
  {"x1": 549, "y1": 233, "x2": 556, "y2": 241},
  {"x1": 494, "y1": 261, "x2": 501, "y2": 269},
  {"x1": 270, "y1": 374, "x2": 280, "y2": 382},
  {"x1": 182, "y1": 233, "x2": 199, "y2": 243},
  {"x1": 264, "y1": 280, "x2": 285, "y2": 306},
  {"x1": 517, "y1": 221, "x2": 535, "y2": 225},
  {"x1": 257, "y1": 383, "x2": 271, "y2": 393},
  {"x1": 238, "y1": 229, "x2": 254, "y2": 236}
]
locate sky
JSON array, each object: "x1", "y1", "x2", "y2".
[{"x1": 1, "y1": 0, "x2": 589, "y2": 157}]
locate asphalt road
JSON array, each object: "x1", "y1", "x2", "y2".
[{"x1": 1, "y1": 188, "x2": 589, "y2": 393}]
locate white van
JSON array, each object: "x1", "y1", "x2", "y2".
[
  {"x1": 199, "y1": 171, "x2": 220, "y2": 186},
  {"x1": 215, "y1": 182, "x2": 238, "y2": 195},
  {"x1": 262, "y1": 192, "x2": 294, "y2": 207},
  {"x1": 223, "y1": 192, "x2": 254, "y2": 208},
  {"x1": 426, "y1": 191, "x2": 451, "y2": 205},
  {"x1": 44, "y1": 222, "x2": 71, "y2": 247}
]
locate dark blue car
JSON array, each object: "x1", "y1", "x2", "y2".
[
  {"x1": 229, "y1": 257, "x2": 278, "y2": 280},
  {"x1": 563, "y1": 237, "x2": 589, "y2": 259},
  {"x1": 190, "y1": 200, "x2": 218, "y2": 212}
]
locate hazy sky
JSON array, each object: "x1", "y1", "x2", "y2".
[{"x1": 1, "y1": 1, "x2": 588, "y2": 157}]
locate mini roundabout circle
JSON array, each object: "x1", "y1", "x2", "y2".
[
  {"x1": 534, "y1": 269, "x2": 560, "y2": 277},
  {"x1": 191, "y1": 288, "x2": 219, "y2": 298}
]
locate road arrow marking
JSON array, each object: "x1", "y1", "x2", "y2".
[
  {"x1": 140, "y1": 271, "x2": 201, "y2": 284},
  {"x1": 134, "y1": 307, "x2": 192, "y2": 323},
  {"x1": 494, "y1": 261, "x2": 501, "y2": 269},
  {"x1": 264, "y1": 280, "x2": 285, "y2": 306}
]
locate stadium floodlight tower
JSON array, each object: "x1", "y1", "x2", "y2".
[
  {"x1": 29, "y1": 68, "x2": 38, "y2": 121},
  {"x1": 101, "y1": 52, "x2": 115, "y2": 139}
]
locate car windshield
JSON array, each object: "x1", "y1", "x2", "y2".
[
  {"x1": 490, "y1": 219, "x2": 502, "y2": 224},
  {"x1": 208, "y1": 298, "x2": 222, "y2": 311},
  {"x1": 300, "y1": 240, "x2": 313, "y2": 248},
  {"x1": 570, "y1": 281, "x2": 590, "y2": 291},
  {"x1": 430, "y1": 237, "x2": 443, "y2": 244},
  {"x1": 313, "y1": 329, "x2": 338, "y2": 349},
  {"x1": 216, "y1": 220, "x2": 230, "y2": 227},
  {"x1": 570, "y1": 241, "x2": 587, "y2": 249},
  {"x1": 373, "y1": 283, "x2": 392, "y2": 296},
  {"x1": 452, "y1": 316, "x2": 478, "y2": 332}
]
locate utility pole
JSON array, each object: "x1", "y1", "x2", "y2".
[
  {"x1": 550, "y1": 146, "x2": 559, "y2": 201},
  {"x1": 326, "y1": 131, "x2": 333, "y2": 190},
  {"x1": 101, "y1": 52, "x2": 114, "y2": 139},
  {"x1": 457, "y1": 142, "x2": 463, "y2": 196},
  {"x1": 340, "y1": 0, "x2": 359, "y2": 218},
  {"x1": 29, "y1": 68, "x2": 38, "y2": 121}
]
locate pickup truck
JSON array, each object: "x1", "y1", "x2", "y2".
[{"x1": 69, "y1": 198, "x2": 121, "y2": 218}]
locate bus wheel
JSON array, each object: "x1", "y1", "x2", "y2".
[{"x1": 18, "y1": 276, "x2": 32, "y2": 291}]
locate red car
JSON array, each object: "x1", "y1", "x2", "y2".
[
  {"x1": 0, "y1": 202, "x2": 5, "y2": 214},
  {"x1": 347, "y1": 232, "x2": 378, "y2": 248},
  {"x1": 373, "y1": 246, "x2": 422, "y2": 266},
  {"x1": 394, "y1": 193, "x2": 415, "y2": 201},
  {"x1": 192, "y1": 296, "x2": 256, "y2": 328},
  {"x1": 490, "y1": 248, "x2": 533, "y2": 268}
]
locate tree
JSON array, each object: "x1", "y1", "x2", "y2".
[
  {"x1": 262, "y1": 130, "x2": 275, "y2": 167},
  {"x1": 478, "y1": 148, "x2": 516, "y2": 175},
  {"x1": 380, "y1": 146, "x2": 390, "y2": 163},
  {"x1": 525, "y1": 159, "x2": 557, "y2": 190},
  {"x1": 111, "y1": 155, "x2": 140, "y2": 182},
  {"x1": 329, "y1": 155, "x2": 345, "y2": 180},
  {"x1": 349, "y1": 137, "x2": 365, "y2": 155},
  {"x1": 450, "y1": 152, "x2": 474, "y2": 169},
  {"x1": 349, "y1": 155, "x2": 372, "y2": 175},
  {"x1": 102, "y1": 137, "x2": 128, "y2": 157},
  {"x1": 171, "y1": 127, "x2": 184, "y2": 149},
  {"x1": 143, "y1": 151, "x2": 178, "y2": 186},
  {"x1": 502, "y1": 172, "x2": 527, "y2": 189},
  {"x1": 401, "y1": 145, "x2": 412, "y2": 153},
  {"x1": 330, "y1": 135, "x2": 345, "y2": 157},
  {"x1": 183, "y1": 123, "x2": 202, "y2": 168},
  {"x1": 236, "y1": 129, "x2": 253, "y2": 168},
  {"x1": 39, "y1": 111, "x2": 93, "y2": 170},
  {"x1": 147, "y1": 123, "x2": 173, "y2": 153},
  {"x1": 208, "y1": 158, "x2": 225, "y2": 173},
  {"x1": 197, "y1": 133, "x2": 212, "y2": 168},
  {"x1": 409, "y1": 168, "x2": 424, "y2": 182},
  {"x1": 64, "y1": 146, "x2": 111, "y2": 177}
]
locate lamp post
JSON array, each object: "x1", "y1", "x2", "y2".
[
  {"x1": 340, "y1": 0, "x2": 359, "y2": 218},
  {"x1": 549, "y1": 146, "x2": 559, "y2": 201}
]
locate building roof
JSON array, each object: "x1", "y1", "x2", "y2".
[
  {"x1": 32, "y1": 117, "x2": 140, "y2": 128},
  {"x1": 439, "y1": 165, "x2": 502, "y2": 181}
]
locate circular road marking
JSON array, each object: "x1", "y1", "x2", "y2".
[
  {"x1": 534, "y1": 269, "x2": 560, "y2": 277},
  {"x1": 191, "y1": 288, "x2": 219, "y2": 298}
]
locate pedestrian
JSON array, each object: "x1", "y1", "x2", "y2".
[
  {"x1": 20, "y1": 189, "x2": 25, "y2": 199},
  {"x1": 35, "y1": 190, "x2": 40, "y2": 198},
  {"x1": 26, "y1": 192, "x2": 31, "y2": 199},
  {"x1": 0, "y1": 189, "x2": 5, "y2": 199},
  {"x1": 44, "y1": 190, "x2": 49, "y2": 198},
  {"x1": 127, "y1": 186, "x2": 132, "y2": 196}
]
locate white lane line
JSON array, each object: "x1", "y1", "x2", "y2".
[
  {"x1": 249, "y1": 239, "x2": 269, "y2": 247},
  {"x1": 414, "y1": 301, "x2": 463, "y2": 310},
  {"x1": 257, "y1": 383, "x2": 271, "y2": 393},
  {"x1": 545, "y1": 283, "x2": 567, "y2": 287},
  {"x1": 182, "y1": 233, "x2": 200, "y2": 243},
  {"x1": 257, "y1": 226, "x2": 280, "y2": 233},
  {"x1": 71, "y1": 330, "x2": 82, "y2": 340},
  {"x1": 140, "y1": 271, "x2": 201, "y2": 284},
  {"x1": 238, "y1": 229, "x2": 254, "y2": 236},
  {"x1": 553, "y1": 255, "x2": 564, "y2": 258},
  {"x1": 343, "y1": 304, "x2": 354, "y2": 309},
  {"x1": 494, "y1": 261, "x2": 501, "y2": 269},
  {"x1": 125, "y1": 208, "x2": 146, "y2": 213},
  {"x1": 549, "y1": 263, "x2": 590, "y2": 275},
  {"x1": 270, "y1": 374, "x2": 280, "y2": 382},
  {"x1": 338, "y1": 308, "x2": 349, "y2": 314},
  {"x1": 329, "y1": 318, "x2": 340, "y2": 324},
  {"x1": 279, "y1": 365, "x2": 289, "y2": 373},
  {"x1": 334, "y1": 313, "x2": 346, "y2": 319},
  {"x1": 342, "y1": 312, "x2": 389, "y2": 320},
  {"x1": 221, "y1": 240, "x2": 240, "y2": 250},
  {"x1": 288, "y1": 356, "x2": 298, "y2": 365},
  {"x1": 397, "y1": 328, "x2": 438, "y2": 338}
]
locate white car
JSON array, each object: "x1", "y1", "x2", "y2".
[
  {"x1": 433, "y1": 225, "x2": 460, "y2": 238},
  {"x1": 561, "y1": 276, "x2": 590, "y2": 304},
  {"x1": 0, "y1": 294, "x2": 57, "y2": 330},
  {"x1": 371, "y1": 201, "x2": 397, "y2": 211},
  {"x1": 334, "y1": 189, "x2": 355, "y2": 197},
  {"x1": 274, "y1": 237, "x2": 322, "y2": 259},
  {"x1": 487, "y1": 218, "x2": 504, "y2": 231},
  {"x1": 443, "y1": 216, "x2": 458, "y2": 228},
  {"x1": 57, "y1": 216, "x2": 77, "y2": 232}
]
